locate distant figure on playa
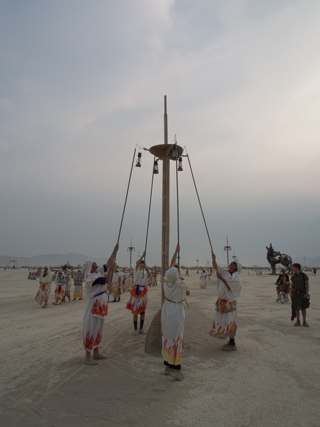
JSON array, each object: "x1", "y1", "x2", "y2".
[
  {"x1": 152, "y1": 269, "x2": 158, "y2": 286},
  {"x1": 35, "y1": 265, "x2": 55, "y2": 308},
  {"x1": 275, "y1": 269, "x2": 290, "y2": 302},
  {"x1": 291, "y1": 263, "x2": 309, "y2": 327},
  {"x1": 111, "y1": 267, "x2": 122, "y2": 302},
  {"x1": 73, "y1": 270, "x2": 84, "y2": 301},
  {"x1": 209, "y1": 252, "x2": 242, "y2": 351},
  {"x1": 53, "y1": 271, "x2": 66, "y2": 305},
  {"x1": 161, "y1": 244, "x2": 190, "y2": 381},
  {"x1": 82, "y1": 244, "x2": 118, "y2": 365},
  {"x1": 63, "y1": 267, "x2": 73, "y2": 303},
  {"x1": 200, "y1": 269, "x2": 207, "y2": 289},
  {"x1": 126, "y1": 251, "x2": 151, "y2": 336}
]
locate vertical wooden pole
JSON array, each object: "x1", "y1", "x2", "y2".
[
  {"x1": 161, "y1": 95, "x2": 169, "y2": 303},
  {"x1": 145, "y1": 95, "x2": 170, "y2": 353}
]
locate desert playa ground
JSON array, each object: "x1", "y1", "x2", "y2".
[{"x1": 0, "y1": 268, "x2": 319, "y2": 427}]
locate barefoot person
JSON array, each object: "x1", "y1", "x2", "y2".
[
  {"x1": 82, "y1": 244, "x2": 119, "y2": 365},
  {"x1": 35, "y1": 265, "x2": 55, "y2": 308},
  {"x1": 126, "y1": 251, "x2": 151, "y2": 335},
  {"x1": 209, "y1": 252, "x2": 242, "y2": 351},
  {"x1": 161, "y1": 245, "x2": 190, "y2": 381}
]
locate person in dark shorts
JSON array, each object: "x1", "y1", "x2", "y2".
[{"x1": 290, "y1": 263, "x2": 309, "y2": 327}]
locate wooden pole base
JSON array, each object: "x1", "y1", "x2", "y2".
[{"x1": 145, "y1": 308, "x2": 162, "y2": 354}]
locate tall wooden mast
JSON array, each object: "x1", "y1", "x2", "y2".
[{"x1": 161, "y1": 95, "x2": 169, "y2": 302}]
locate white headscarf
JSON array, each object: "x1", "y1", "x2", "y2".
[
  {"x1": 235, "y1": 261, "x2": 242, "y2": 273},
  {"x1": 163, "y1": 267, "x2": 180, "y2": 286},
  {"x1": 42, "y1": 265, "x2": 50, "y2": 277},
  {"x1": 82, "y1": 259, "x2": 93, "y2": 275}
]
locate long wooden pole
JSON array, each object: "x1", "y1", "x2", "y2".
[{"x1": 161, "y1": 95, "x2": 169, "y2": 303}]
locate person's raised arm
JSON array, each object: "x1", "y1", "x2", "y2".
[
  {"x1": 170, "y1": 244, "x2": 180, "y2": 268},
  {"x1": 105, "y1": 243, "x2": 119, "y2": 270},
  {"x1": 136, "y1": 251, "x2": 146, "y2": 270},
  {"x1": 105, "y1": 261, "x2": 116, "y2": 291},
  {"x1": 211, "y1": 251, "x2": 218, "y2": 271},
  {"x1": 216, "y1": 272, "x2": 232, "y2": 292}
]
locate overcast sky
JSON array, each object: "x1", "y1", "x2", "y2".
[{"x1": 1, "y1": 0, "x2": 319, "y2": 267}]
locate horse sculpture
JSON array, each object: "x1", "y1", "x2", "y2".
[{"x1": 266, "y1": 243, "x2": 292, "y2": 275}]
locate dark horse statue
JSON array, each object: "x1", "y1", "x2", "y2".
[{"x1": 266, "y1": 243, "x2": 292, "y2": 275}]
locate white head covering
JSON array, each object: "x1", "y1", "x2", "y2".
[
  {"x1": 42, "y1": 265, "x2": 50, "y2": 277},
  {"x1": 82, "y1": 259, "x2": 93, "y2": 275},
  {"x1": 234, "y1": 261, "x2": 241, "y2": 272},
  {"x1": 163, "y1": 267, "x2": 180, "y2": 286}
]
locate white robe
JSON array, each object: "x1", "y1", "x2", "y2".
[
  {"x1": 83, "y1": 266, "x2": 108, "y2": 352},
  {"x1": 200, "y1": 271, "x2": 207, "y2": 287},
  {"x1": 35, "y1": 271, "x2": 54, "y2": 305},
  {"x1": 126, "y1": 268, "x2": 149, "y2": 314},
  {"x1": 209, "y1": 266, "x2": 242, "y2": 339},
  {"x1": 161, "y1": 277, "x2": 188, "y2": 366}
]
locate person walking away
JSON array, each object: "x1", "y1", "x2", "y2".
[{"x1": 291, "y1": 263, "x2": 309, "y2": 327}]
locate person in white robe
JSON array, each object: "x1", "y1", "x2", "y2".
[
  {"x1": 209, "y1": 252, "x2": 242, "y2": 351},
  {"x1": 53, "y1": 271, "x2": 66, "y2": 305},
  {"x1": 111, "y1": 268, "x2": 122, "y2": 302},
  {"x1": 82, "y1": 244, "x2": 118, "y2": 365},
  {"x1": 126, "y1": 251, "x2": 151, "y2": 335},
  {"x1": 35, "y1": 266, "x2": 55, "y2": 308},
  {"x1": 63, "y1": 269, "x2": 73, "y2": 302},
  {"x1": 73, "y1": 270, "x2": 84, "y2": 300},
  {"x1": 161, "y1": 245, "x2": 190, "y2": 381},
  {"x1": 200, "y1": 269, "x2": 207, "y2": 288}
]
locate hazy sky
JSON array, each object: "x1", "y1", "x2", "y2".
[{"x1": 1, "y1": 0, "x2": 319, "y2": 267}]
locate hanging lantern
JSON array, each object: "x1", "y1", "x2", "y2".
[
  {"x1": 136, "y1": 151, "x2": 142, "y2": 167},
  {"x1": 178, "y1": 156, "x2": 183, "y2": 171},
  {"x1": 171, "y1": 144, "x2": 179, "y2": 160},
  {"x1": 153, "y1": 159, "x2": 159, "y2": 174}
]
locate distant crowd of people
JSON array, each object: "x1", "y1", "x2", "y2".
[{"x1": 32, "y1": 264, "x2": 158, "y2": 309}]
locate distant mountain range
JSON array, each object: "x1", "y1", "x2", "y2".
[
  {"x1": 0, "y1": 252, "x2": 107, "y2": 268},
  {"x1": 1, "y1": 253, "x2": 319, "y2": 268}
]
